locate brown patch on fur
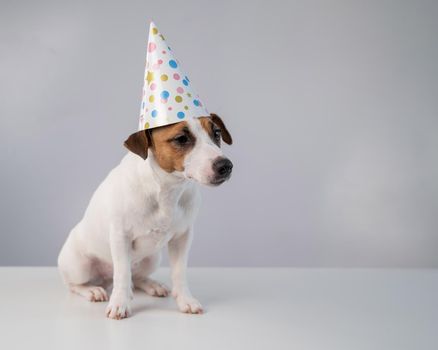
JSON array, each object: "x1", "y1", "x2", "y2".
[
  {"x1": 210, "y1": 113, "x2": 233, "y2": 145},
  {"x1": 148, "y1": 121, "x2": 195, "y2": 173},
  {"x1": 199, "y1": 117, "x2": 219, "y2": 146},
  {"x1": 124, "y1": 130, "x2": 150, "y2": 160}
]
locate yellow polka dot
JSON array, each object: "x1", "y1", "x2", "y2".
[
  {"x1": 175, "y1": 95, "x2": 182, "y2": 103},
  {"x1": 144, "y1": 122, "x2": 150, "y2": 129},
  {"x1": 160, "y1": 74, "x2": 168, "y2": 81},
  {"x1": 149, "y1": 95, "x2": 154, "y2": 102},
  {"x1": 184, "y1": 105, "x2": 189, "y2": 110},
  {"x1": 146, "y1": 71, "x2": 154, "y2": 84},
  {"x1": 152, "y1": 28, "x2": 158, "y2": 35}
]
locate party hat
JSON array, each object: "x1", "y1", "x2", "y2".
[{"x1": 138, "y1": 22, "x2": 208, "y2": 130}]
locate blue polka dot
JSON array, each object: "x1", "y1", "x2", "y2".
[
  {"x1": 169, "y1": 60, "x2": 178, "y2": 68},
  {"x1": 142, "y1": 101, "x2": 145, "y2": 109},
  {"x1": 151, "y1": 110, "x2": 158, "y2": 117},
  {"x1": 177, "y1": 111, "x2": 185, "y2": 119},
  {"x1": 160, "y1": 90, "x2": 170, "y2": 99},
  {"x1": 182, "y1": 79, "x2": 189, "y2": 86},
  {"x1": 193, "y1": 99, "x2": 200, "y2": 106}
]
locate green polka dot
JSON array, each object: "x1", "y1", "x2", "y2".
[{"x1": 184, "y1": 105, "x2": 189, "y2": 110}]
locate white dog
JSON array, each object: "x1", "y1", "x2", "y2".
[{"x1": 58, "y1": 114, "x2": 233, "y2": 319}]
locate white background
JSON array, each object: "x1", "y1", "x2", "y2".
[{"x1": 1, "y1": 0, "x2": 437, "y2": 266}]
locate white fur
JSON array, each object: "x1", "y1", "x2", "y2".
[{"x1": 58, "y1": 118, "x2": 227, "y2": 319}]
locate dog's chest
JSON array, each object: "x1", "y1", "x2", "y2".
[{"x1": 130, "y1": 189, "x2": 196, "y2": 259}]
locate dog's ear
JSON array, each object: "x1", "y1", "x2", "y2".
[
  {"x1": 210, "y1": 113, "x2": 233, "y2": 145},
  {"x1": 124, "y1": 130, "x2": 150, "y2": 160}
]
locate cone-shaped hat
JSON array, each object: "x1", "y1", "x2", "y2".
[{"x1": 138, "y1": 22, "x2": 208, "y2": 130}]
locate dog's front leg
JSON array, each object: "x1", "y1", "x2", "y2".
[
  {"x1": 106, "y1": 225, "x2": 133, "y2": 320},
  {"x1": 168, "y1": 227, "x2": 203, "y2": 314}
]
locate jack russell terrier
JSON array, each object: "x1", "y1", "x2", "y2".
[{"x1": 58, "y1": 113, "x2": 233, "y2": 319}]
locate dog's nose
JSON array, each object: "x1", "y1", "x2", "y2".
[{"x1": 213, "y1": 157, "x2": 233, "y2": 178}]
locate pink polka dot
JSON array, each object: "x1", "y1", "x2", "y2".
[
  {"x1": 168, "y1": 106, "x2": 172, "y2": 110},
  {"x1": 173, "y1": 73, "x2": 180, "y2": 80},
  {"x1": 162, "y1": 50, "x2": 166, "y2": 54},
  {"x1": 145, "y1": 108, "x2": 149, "y2": 112},
  {"x1": 161, "y1": 98, "x2": 168, "y2": 104},
  {"x1": 148, "y1": 43, "x2": 156, "y2": 52},
  {"x1": 158, "y1": 59, "x2": 163, "y2": 64},
  {"x1": 176, "y1": 87, "x2": 184, "y2": 94},
  {"x1": 150, "y1": 83, "x2": 156, "y2": 90}
]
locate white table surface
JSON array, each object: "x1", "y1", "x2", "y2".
[{"x1": 1, "y1": 267, "x2": 437, "y2": 350}]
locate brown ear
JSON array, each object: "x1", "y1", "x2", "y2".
[
  {"x1": 210, "y1": 113, "x2": 233, "y2": 145},
  {"x1": 124, "y1": 130, "x2": 150, "y2": 160}
]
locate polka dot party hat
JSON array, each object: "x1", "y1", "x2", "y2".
[{"x1": 138, "y1": 22, "x2": 209, "y2": 130}]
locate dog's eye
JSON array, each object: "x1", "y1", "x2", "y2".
[
  {"x1": 174, "y1": 135, "x2": 189, "y2": 145},
  {"x1": 213, "y1": 129, "x2": 221, "y2": 140}
]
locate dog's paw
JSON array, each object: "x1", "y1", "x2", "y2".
[
  {"x1": 69, "y1": 285, "x2": 109, "y2": 302},
  {"x1": 105, "y1": 295, "x2": 131, "y2": 320},
  {"x1": 175, "y1": 295, "x2": 203, "y2": 314},
  {"x1": 136, "y1": 279, "x2": 169, "y2": 297},
  {"x1": 87, "y1": 286, "x2": 109, "y2": 302}
]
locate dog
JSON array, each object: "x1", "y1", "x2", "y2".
[{"x1": 57, "y1": 113, "x2": 233, "y2": 319}]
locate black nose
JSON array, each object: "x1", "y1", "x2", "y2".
[{"x1": 213, "y1": 157, "x2": 233, "y2": 178}]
